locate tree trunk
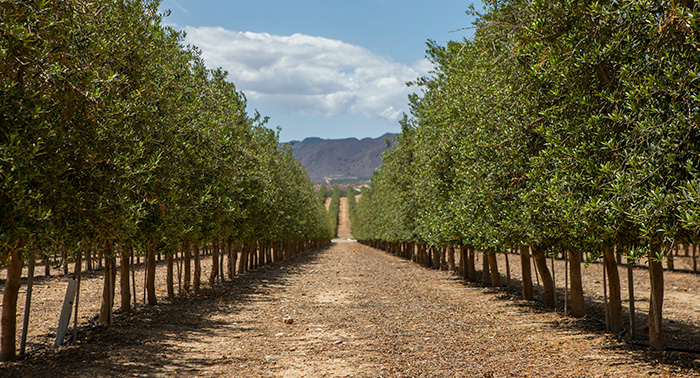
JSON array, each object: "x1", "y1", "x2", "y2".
[
  {"x1": 239, "y1": 243, "x2": 248, "y2": 274},
  {"x1": 130, "y1": 248, "x2": 136, "y2": 308},
  {"x1": 427, "y1": 245, "x2": 434, "y2": 265},
  {"x1": 551, "y1": 254, "x2": 556, "y2": 308},
  {"x1": 209, "y1": 239, "x2": 219, "y2": 287},
  {"x1": 467, "y1": 247, "x2": 476, "y2": 281},
  {"x1": 459, "y1": 245, "x2": 467, "y2": 278},
  {"x1": 532, "y1": 246, "x2": 555, "y2": 308},
  {"x1": 226, "y1": 240, "x2": 233, "y2": 279},
  {"x1": 448, "y1": 245, "x2": 456, "y2": 271},
  {"x1": 230, "y1": 241, "x2": 238, "y2": 277},
  {"x1": 72, "y1": 248, "x2": 84, "y2": 344},
  {"x1": 481, "y1": 251, "x2": 490, "y2": 287},
  {"x1": 62, "y1": 247, "x2": 69, "y2": 275},
  {"x1": 505, "y1": 249, "x2": 512, "y2": 292},
  {"x1": 248, "y1": 242, "x2": 254, "y2": 272},
  {"x1": 520, "y1": 245, "x2": 533, "y2": 300},
  {"x1": 426, "y1": 244, "x2": 432, "y2": 268},
  {"x1": 603, "y1": 248, "x2": 622, "y2": 333},
  {"x1": 86, "y1": 247, "x2": 93, "y2": 271},
  {"x1": 219, "y1": 243, "x2": 225, "y2": 282},
  {"x1": 648, "y1": 246, "x2": 665, "y2": 350},
  {"x1": 193, "y1": 243, "x2": 201, "y2": 294},
  {"x1": 439, "y1": 247, "x2": 446, "y2": 270},
  {"x1": 628, "y1": 260, "x2": 636, "y2": 339},
  {"x1": 147, "y1": 245, "x2": 157, "y2": 305},
  {"x1": 99, "y1": 244, "x2": 116, "y2": 326},
  {"x1": 256, "y1": 243, "x2": 262, "y2": 269},
  {"x1": 120, "y1": 245, "x2": 131, "y2": 314},
  {"x1": 183, "y1": 241, "x2": 191, "y2": 293},
  {"x1": 166, "y1": 252, "x2": 174, "y2": 300},
  {"x1": 425, "y1": 245, "x2": 432, "y2": 268},
  {"x1": 568, "y1": 248, "x2": 585, "y2": 317},
  {"x1": 488, "y1": 249, "x2": 501, "y2": 288},
  {"x1": 176, "y1": 248, "x2": 182, "y2": 294},
  {"x1": 250, "y1": 243, "x2": 257, "y2": 271},
  {"x1": 43, "y1": 254, "x2": 50, "y2": 277},
  {"x1": 666, "y1": 249, "x2": 675, "y2": 272},
  {"x1": 19, "y1": 247, "x2": 36, "y2": 357}
]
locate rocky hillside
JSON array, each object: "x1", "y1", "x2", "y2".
[{"x1": 285, "y1": 133, "x2": 394, "y2": 183}]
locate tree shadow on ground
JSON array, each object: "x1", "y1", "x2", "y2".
[
  {"x1": 448, "y1": 267, "x2": 700, "y2": 373},
  {"x1": 0, "y1": 246, "x2": 330, "y2": 378}
]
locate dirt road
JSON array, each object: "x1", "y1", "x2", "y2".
[
  {"x1": 2, "y1": 239, "x2": 697, "y2": 377},
  {"x1": 2, "y1": 198, "x2": 700, "y2": 377},
  {"x1": 336, "y1": 197, "x2": 353, "y2": 240}
]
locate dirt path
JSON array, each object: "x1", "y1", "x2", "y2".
[
  {"x1": 2, "y1": 204, "x2": 700, "y2": 376},
  {"x1": 2, "y1": 240, "x2": 698, "y2": 377},
  {"x1": 336, "y1": 197, "x2": 353, "y2": 239}
]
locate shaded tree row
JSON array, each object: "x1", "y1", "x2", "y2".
[
  {"x1": 0, "y1": 0, "x2": 331, "y2": 361},
  {"x1": 328, "y1": 186, "x2": 341, "y2": 238},
  {"x1": 354, "y1": 0, "x2": 700, "y2": 351}
]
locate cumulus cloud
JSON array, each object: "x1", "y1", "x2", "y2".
[{"x1": 182, "y1": 26, "x2": 429, "y2": 122}]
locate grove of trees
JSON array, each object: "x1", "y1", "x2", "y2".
[
  {"x1": 329, "y1": 186, "x2": 341, "y2": 237},
  {"x1": 1, "y1": 0, "x2": 331, "y2": 361},
  {"x1": 353, "y1": 0, "x2": 700, "y2": 351}
]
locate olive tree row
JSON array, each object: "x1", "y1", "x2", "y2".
[
  {"x1": 354, "y1": 0, "x2": 700, "y2": 351},
  {"x1": 328, "y1": 186, "x2": 341, "y2": 238},
  {"x1": 0, "y1": 0, "x2": 331, "y2": 361}
]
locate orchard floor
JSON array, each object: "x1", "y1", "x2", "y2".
[{"x1": 2, "y1": 240, "x2": 700, "y2": 377}]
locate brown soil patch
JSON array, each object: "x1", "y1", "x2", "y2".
[
  {"x1": 2, "y1": 243, "x2": 700, "y2": 377},
  {"x1": 336, "y1": 197, "x2": 353, "y2": 239},
  {"x1": 481, "y1": 251, "x2": 700, "y2": 351},
  {"x1": 2, "y1": 204, "x2": 700, "y2": 376}
]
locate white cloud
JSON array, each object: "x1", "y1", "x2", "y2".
[{"x1": 182, "y1": 26, "x2": 429, "y2": 122}]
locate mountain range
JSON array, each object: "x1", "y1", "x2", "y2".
[{"x1": 285, "y1": 133, "x2": 395, "y2": 183}]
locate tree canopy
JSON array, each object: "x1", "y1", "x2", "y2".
[{"x1": 353, "y1": 0, "x2": 700, "y2": 350}]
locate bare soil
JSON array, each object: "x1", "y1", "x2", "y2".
[
  {"x1": 1, "y1": 205, "x2": 700, "y2": 376},
  {"x1": 483, "y1": 251, "x2": 700, "y2": 351},
  {"x1": 2, "y1": 242, "x2": 700, "y2": 377},
  {"x1": 336, "y1": 197, "x2": 353, "y2": 240}
]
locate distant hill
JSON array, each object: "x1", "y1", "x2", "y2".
[{"x1": 285, "y1": 133, "x2": 395, "y2": 183}]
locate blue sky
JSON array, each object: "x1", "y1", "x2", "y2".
[{"x1": 160, "y1": 0, "x2": 481, "y2": 142}]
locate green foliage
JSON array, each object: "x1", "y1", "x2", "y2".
[
  {"x1": 353, "y1": 132, "x2": 415, "y2": 243},
  {"x1": 353, "y1": 0, "x2": 700, "y2": 259},
  {"x1": 347, "y1": 187, "x2": 357, "y2": 214},
  {"x1": 347, "y1": 186, "x2": 358, "y2": 236},
  {"x1": 328, "y1": 186, "x2": 341, "y2": 237},
  {"x1": 0, "y1": 0, "x2": 331, "y2": 265},
  {"x1": 317, "y1": 186, "x2": 328, "y2": 205}
]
